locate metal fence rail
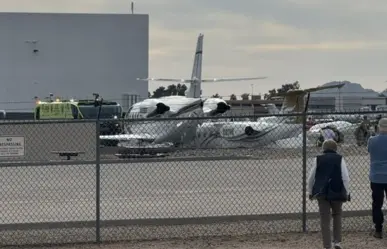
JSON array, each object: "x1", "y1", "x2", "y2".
[{"x1": 0, "y1": 111, "x2": 383, "y2": 246}]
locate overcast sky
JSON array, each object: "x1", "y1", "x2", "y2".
[{"x1": 2, "y1": 0, "x2": 387, "y2": 98}]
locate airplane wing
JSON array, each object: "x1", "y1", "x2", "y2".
[
  {"x1": 276, "y1": 83, "x2": 345, "y2": 96},
  {"x1": 137, "y1": 77, "x2": 267, "y2": 83},
  {"x1": 137, "y1": 78, "x2": 192, "y2": 83},
  {"x1": 201, "y1": 77, "x2": 267, "y2": 82},
  {"x1": 100, "y1": 134, "x2": 155, "y2": 141},
  {"x1": 304, "y1": 83, "x2": 346, "y2": 93}
]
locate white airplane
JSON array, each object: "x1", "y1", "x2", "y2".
[
  {"x1": 325, "y1": 114, "x2": 361, "y2": 123},
  {"x1": 307, "y1": 120, "x2": 358, "y2": 142},
  {"x1": 100, "y1": 33, "x2": 266, "y2": 149},
  {"x1": 195, "y1": 83, "x2": 346, "y2": 148}
]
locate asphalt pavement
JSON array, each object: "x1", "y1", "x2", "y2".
[{"x1": 1, "y1": 155, "x2": 371, "y2": 224}]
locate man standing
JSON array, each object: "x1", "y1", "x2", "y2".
[
  {"x1": 355, "y1": 122, "x2": 370, "y2": 146},
  {"x1": 367, "y1": 118, "x2": 387, "y2": 238}
]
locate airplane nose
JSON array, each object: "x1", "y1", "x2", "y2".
[{"x1": 155, "y1": 103, "x2": 170, "y2": 114}]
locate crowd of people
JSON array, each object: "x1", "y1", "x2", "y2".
[
  {"x1": 307, "y1": 117, "x2": 387, "y2": 249},
  {"x1": 307, "y1": 114, "x2": 383, "y2": 147}
]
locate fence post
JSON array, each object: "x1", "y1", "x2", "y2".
[
  {"x1": 95, "y1": 120, "x2": 101, "y2": 243},
  {"x1": 302, "y1": 112, "x2": 307, "y2": 232}
]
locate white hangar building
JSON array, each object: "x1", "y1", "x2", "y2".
[{"x1": 0, "y1": 12, "x2": 149, "y2": 112}]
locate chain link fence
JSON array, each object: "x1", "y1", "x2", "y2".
[{"x1": 0, "y1": 111, "x2": 383, "y2": 246}]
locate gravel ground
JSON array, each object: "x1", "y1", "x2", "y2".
[
  {"x1": 7, "y1": 232, "x2": 387, "y2": 249},
  {"x1": 0, "y1": 216, "x2": 375, "y2": 246}
]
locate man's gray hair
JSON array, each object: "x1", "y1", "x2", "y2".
[
  {"x1": 378, "y1": 118, "x2": 387, "y2": 132},
  {"x1": 322, "y1": 139, "x2": 337, "y2": 151}
]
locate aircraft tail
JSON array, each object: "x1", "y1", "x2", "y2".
[
  {"x1": 265, "y1": 103, "x2": 280, "y2": 114},
  {"x1": 135, "y1": 34, "x2": 205, "y2": 98},
  {"x1": 276, "y1": 83, "x2": 345, "y2": 122},
  {"x1": 186, "y1": 33, "x2": 204, "y2": 98},
  {"x1": 136, "y1": 33, "x2": 267, "y2": 98}
]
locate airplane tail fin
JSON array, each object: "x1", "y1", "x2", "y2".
[
  {"x1": 265, "y1": 103, "x2": 280, "y2": 115},
  {"x1": 277, "y1": 83, "x2": 345, "y2": 118},
  {"x1": 137, "y1": 33, "x2": 267, "y2": 99},
  {"x1": 136, "y1": 34, "x2": 204, "y2": 98},
  {"x1": 186, "y1": 33, "x2": 204, "y2": 98}
]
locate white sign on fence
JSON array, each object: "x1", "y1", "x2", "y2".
[{"x1": 0, "y1": 136, "x2": 25, "y2": 157}]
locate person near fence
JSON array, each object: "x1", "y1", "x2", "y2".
[
  {"x1": 307, "y1": 139, "x2": 350, "y2": 249},
  {"x1": 367, "y1": 117, "x2": 387, "y2": 239},
  {"x1": 374, "y1": 114, "x2": 382, "y2": 134},
  {"x1": 355, "y1": 120, "x2": 371, "y2": 146},
  {"x1": 316, "y1": 126, "x2": 343, "y2": 147}
]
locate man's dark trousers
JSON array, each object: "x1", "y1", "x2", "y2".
[{"x1": 371, "y1": 182, "x2": 387, "y2": 232}]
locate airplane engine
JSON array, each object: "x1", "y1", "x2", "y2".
[
  {"x1": 155, "y1": 103, "x2": 170, "y2": 115},
  {"x1": 215, "y1": 102, "x2": 231, "y2": 114},
  {"x1": 244, "y1": 126, "x2": 257, "y2": 136}
]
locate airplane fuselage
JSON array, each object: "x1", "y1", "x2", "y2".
[
  {"x1": 195, "y1": 120, "x2": 303, "y2": 148},
  {"x1": 125, "y1": 96, "x2": 230, "y2": 146},
  {"x1": 306, "y1": 121, "x2": 358, "y2": 141}
]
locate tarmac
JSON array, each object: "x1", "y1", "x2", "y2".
[{"x1": 1, "y1": 155, "x2": 371, "y2": 225}]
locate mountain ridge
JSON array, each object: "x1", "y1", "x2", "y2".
[{"x1": 311, "y1": 81, "x2": 382, "y2": 97}]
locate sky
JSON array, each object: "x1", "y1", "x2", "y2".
[{"x1": 2, "y1": 0, "x2": 387, "y2": 99}]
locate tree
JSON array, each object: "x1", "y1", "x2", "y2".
[
  {"x1": 276, "y1": 81, "x2": 300, "y2": 95},
  {"x1": 212, "y1": 93, "x2": 221, "y2": 98},
  {"x1": 151, "y1": 86, "x2": 167, "y2": 98},
  {"x1": 150, "y1": 84, "x2": 187, "y2": 98},
  {"x1": 264, "y1": 89, "x2": 277, "y2": 100},
  {"x1": 148, "y1": 92, "x2": 151, "y2": 98},
  {"x1": 230, "y1": 94, "x2": 237, "y2": 100},
  {"x1": 241, "y1": 93, "x2": 250, "y2": 100},
  {"x1": 264, "y1": 81, "x2": 300, "y2": 99}
]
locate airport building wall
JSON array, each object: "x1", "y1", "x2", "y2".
[
  {"x1": 0, "y1": 12, "x2": 149, "y2": 112},
  {"x1": 335, "y1": 96, "x2": 386, "y2": 110},
  {"x1": 308, "y1": 96, "x2": 335, "y2": 111},
  {"x1": 309, "y1": 95, "x2": 387, "y2": 111},
  {"x1": 361, "y1": 97, "x2": 386, "y2": 109}
]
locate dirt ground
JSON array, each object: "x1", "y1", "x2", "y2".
[{"x1": 12, "y1": 231, "x2": 387, "y2": 249}]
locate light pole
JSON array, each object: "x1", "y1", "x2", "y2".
[{"x1": 250, "y1": 84, "x2": 254, "y2": 115}]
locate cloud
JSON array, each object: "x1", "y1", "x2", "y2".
[
  {"x1": 2, "y1": 0, "x2": 387, "y2": 96},
  {"x1": 241, "y1": 41, "x2": 387, "y2": 52},
  {"x1": 148, "y1": 11, "x2": 312, "y2": 57}
]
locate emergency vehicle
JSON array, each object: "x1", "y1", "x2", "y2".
[
  {"x1": 34, "y1": 98, "x2": 123, "y2": 136},
  {"x1": 34, "y1": 99, "x2": 82, "y2": 120}
]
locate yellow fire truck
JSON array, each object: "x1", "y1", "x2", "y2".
[
  {"x1": 34, "y1": 99, "x2": 83, "y2": 120},
  {"x1": 34, "y1": 98, "x2": 123, "y2": 136}
]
